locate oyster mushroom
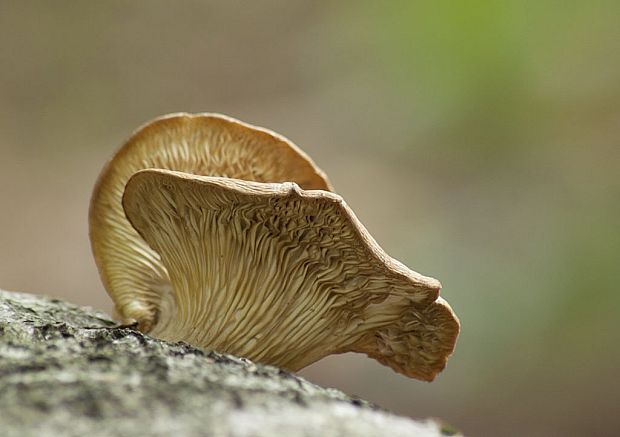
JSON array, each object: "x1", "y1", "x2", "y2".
[{"x1": 89, "y1": 113, "x2": 459, "y2": 380}]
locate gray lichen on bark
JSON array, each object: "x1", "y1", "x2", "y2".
[{"x1": 0, "y1": 289, "x2": 458, "y2": 437}]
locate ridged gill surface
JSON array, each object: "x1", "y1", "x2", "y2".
[{"x1": 122, "y1": 170, "x2": 459, "y2": 380}]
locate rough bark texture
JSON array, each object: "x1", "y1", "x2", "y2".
[{"x1": 0, "y1": 289, "x2": 459, "y2": 437}]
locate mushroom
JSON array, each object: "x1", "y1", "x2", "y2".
[
  {"x1": 90, "y1": 113, "x2": 332, "y2": 332},
  {"x1": 90, "y1": 113, "x2": 459, "y2": 381}
]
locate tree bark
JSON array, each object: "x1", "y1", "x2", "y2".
[{"x1": 0, "y1": 289, "x2": 458, "y2": 437}]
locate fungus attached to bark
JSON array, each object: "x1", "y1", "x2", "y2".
[{"x1": 89, "y1": 113, "x2": 459, "y2": 381}]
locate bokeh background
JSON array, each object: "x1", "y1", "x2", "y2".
[{"x1": 1, "y1": 2, "x2": 618, "y2": 436}]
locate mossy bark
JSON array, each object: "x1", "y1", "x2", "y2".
[{"x1": 0, "y1": 289, "x2": 457, "y2": 437}]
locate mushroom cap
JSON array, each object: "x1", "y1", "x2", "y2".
[
  {"x1": 89, "y1": 113, "x2": 333, "y2": 331},
  {"x1": 121, "y1": 169, "x2": 459, "y2": 380}
]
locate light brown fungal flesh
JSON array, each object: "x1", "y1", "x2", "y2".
[
  {"x1": 121, "y1": 169, "x2": 459, "y2": 380},
  {"x1": 89, "y1": 112, "x2": 459, "y2": 381}
]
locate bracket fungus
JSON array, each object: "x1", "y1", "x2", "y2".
[{"x1": 89, "y1": 113, "x2": 459, "y2": 381}]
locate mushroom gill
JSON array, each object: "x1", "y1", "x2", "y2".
[{"x1": 90, "y1": 113, "x2": 459, "y2": 381}]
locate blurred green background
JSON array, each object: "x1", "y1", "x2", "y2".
[{"x1": 1, "y1": 2, "x2": 618, "y2": 436}]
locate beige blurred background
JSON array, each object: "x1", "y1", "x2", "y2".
[{"x1": 1, "y1": 2, "x2": 618, "y2": 436}]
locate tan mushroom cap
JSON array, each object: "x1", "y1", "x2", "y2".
[
  {"x1": 122, "y1": 169, "x2": 459, "y2": 380},
  {"x1": 89, "y1": 113, "x2": 332, "y2": 332}
]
